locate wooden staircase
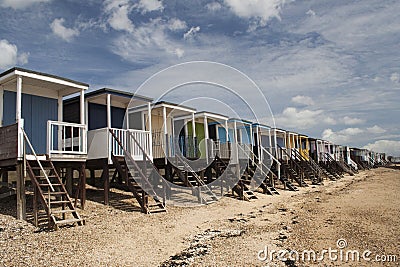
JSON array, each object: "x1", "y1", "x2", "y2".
[
  {"x1": 27, "y1": 159, "x2": 84, "y2": 229},
  {"x1": 21, "y1": 128, "x2": 83, "y2": 229},
  {"x1": 281, "y1": 161, "x2": 308, "y2": 187},
  {"x1": 111, "y1": 155, "x2": 166, "y2": 214},
  {"x1": 291, "y1": 148, "x2": 324, "y2": 185},
  {"x1": 171, "y1": 155, "x2": 219, "y2": 204},
  {"x1": 109, "y1": 129, "x2": 167, "y2": 214}
]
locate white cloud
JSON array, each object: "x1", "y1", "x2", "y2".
[
  {"x1": 367, "y1": 125, "x2": 386, "y2": 134},
  {"x1": 206, "y1": 2, "x2": 222, "y2": 11},
  {"x1": 0, "y1": 0, "x2": 51, "y2": 9},
  {"x1": 390, "y1": 72, "x2": 399, "y2": 83},
  {"x1": 137, "y1": 0, "x2": 164, "y2": 13},
  {"x1": 174, "y1": 48, "x2": 184, "y2": 58},
  {"x1": 291, "y1": 95, "x2": 314, "y2": 106},
  {"x1": 0, "y1": 39, "x2": 29, "y2": 69},
  {"x1": 322, "y1": 127, "x2": 364, "y2": 144},
  {"x1": 18, "y1": 52, "x2": 29, "y2": 65},
  {"x1": 183, "y1": 26, "x2": 200, "y2": 40},
  {"x1": 168, "y1": 18, "x2": 187, "y2": 31},
  {"x1": 223, "y1": 0, "x2": 286, "y2": 29},
  {"x1": 50, "y1": 18, "x2": 79, "y2": 42},
  {"x1": 363, "y1": 140, "x2": 400, "y2": 156},
  {"x1": 322, "y1": 125, "x2": 387, "y2": 145},
  {"x1": 276, "y1": 107, "x2": 323, "y2": 129},
  {"x1": 104, "y1": 0, "x2": 134, "y2": 33},
  {"x1": 323, "y1": 116, "x2": 336, "y2": 125},
  {"x1": 306, "y1": 9, "x2": 316, "y2": 17},
  {"x1": 111, "y1": 18, "x2": 185, "y2": 62},
  {"x1": 342, "y1": 116, "x2": 364, "y2": 125}
]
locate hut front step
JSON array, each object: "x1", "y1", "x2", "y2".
[{"x1": 26, "y1": 159, "x2": 84, "y2": 230}]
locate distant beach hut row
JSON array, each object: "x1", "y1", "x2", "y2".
[{"x1": 0, "y1": 67, "x2": 389, "y2": 229}]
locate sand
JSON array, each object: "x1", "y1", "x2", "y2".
[{"x1": 0, "y1": 167, "x2": 399, "y2": 266}]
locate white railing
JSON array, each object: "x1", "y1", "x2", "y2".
[
  {"x1": 47, "y1": 121, "x2": 87, "y2": 156},
  {"x1": 348, "y1": 157, "x2": 358, "y2": 170},
  {"x1": 238, "y1": 143, "x2": 252, "y2": 159},
  {"x1": 110, "y1": 128, "x2": 152, "y2": 161}
]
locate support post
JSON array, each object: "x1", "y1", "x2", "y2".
[
  {"x1": 33, "y1": 185, "x2": 38, "y2": 227},
  {"x1": 106, "y1": 94, "x2": 111, "y2": 129},
  {"x1": 103, "y1": 161, "x2": 109, "y2": 205},
  {"x1": 0, "y1": 86, "x2": 3, "y2": 127},
  {"x1": 16, "y1": 76, "x2": 22, "y2": 122},
  {"x1": 80, "y1": 89, "x2": 85, "y2": 125},
  {"x1": 80, "y1": 163, "x2": 86, "y2": 209},
  {"x1": 147, "y1": 103, "x2": 153, "y2": 159},
  {"x1": 204, "y1": 115, "x2": 209, "y2": 163},
  {"x1": 1, "y1": 170, "x2": 8, "y2": 184},
  {"x1": 66, "y1": 168, "x2": 73, "y2": 195},
  {"x1": 162, "y1": 106, "x2": 168, "y2": 161},
  {"x1": 16, "y1": 162, "x2": 26, "y2": 220}
]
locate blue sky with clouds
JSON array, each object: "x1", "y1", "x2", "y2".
[{"x1": 0, "y1": 0, "x2": 399, "y2": 155}]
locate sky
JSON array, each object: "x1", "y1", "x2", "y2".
[{"x1": 0, "y1": 0, "x2": 399, "y2": 156}]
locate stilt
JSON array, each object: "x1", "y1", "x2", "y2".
[
  {"x1": 33, "y1": 185, "x2": 38, "y2": 227},
  {"x1": 103, "y1": 161, "x2": 109, "y2": 205},
  {"x1": 1, "y1": 170, "x2": 8, "y2": 184},
  {"x1": 89, "y1": 168, "x2": 95, "y2": 186},
  {"x1": 166, "y1": 163, "x2": 172, "y2": 198},
  {"x1": 16, "y1": 162, "x2": 26, "y2": 220},
  {"x1": 80, "y1": 163, "x2": 86, "y2": 209},
  {"x1": 66, "y1": 168, "x2": 73, "y2": 195}
]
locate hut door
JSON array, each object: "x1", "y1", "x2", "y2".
[{"x1": 2, "y1": 91, "x2": 57, "y2": 154}]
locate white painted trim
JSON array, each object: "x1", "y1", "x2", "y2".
[
  {"x1": 249, "y1": 124, "x2": 253, "y2": 145},
  {"x1": 0, "y1": 86, "x2": 3, "y2": 127},
  {"x1": 204, "y1": 115, "x2": 209, "y2": 163},
  {"x1": 141, "y1": 111, "x2": 145, "y2": 131},
  {"x1": 225, "y1": 120, "x2": 228, "y2": 142},
  {"x1": 57, "y1": 94, "x2": 63, "y2": 122},
  {"x1": 106, "y1": 93, "x2": 111, "y2": 128},
  {"x1": 0, "y1": 71, "x2": 15, "y2": 84},
  {"x1": 162, "y1": 106, "x2": 167, "y2": 135},
  {"x1": 16, "y1": 76, "x2": 22, "y2": 122},
  {"x1": 80, "y1": 89, "x2": 85, "y2": 125},
  {"x1": 85, "y1": 99, "x2": 89, "y2": 126},
  {"x1": 147, "y1": 103, "x2": 153, "y2": 158},
  {"x1": 192, "y1": 113, "x2": 196, "y2": 138},
  {"x1": 14, "y1": 69, "x2": 88, "y2": 90}
]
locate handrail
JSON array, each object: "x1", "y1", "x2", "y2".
[
  {"x1": 109, "y1": 129, "x2": 165, "y2": 201},
  {"x1": 21, "y1": 128, "x2": 55, "y2": 192},
  {"x1": 47, "y1": 120, "x2": 87, "y2": 155},
  {"x1": 237, "y1": 144, "x2": 280, "y2": 182},
  {"x1": 172, "y1": 152, "x2": 218, "y2": 202},
  {"x1": 126, "y1": 130, "x2": 158, "y2": 171},
  {"x1": 260, "y1": 146, "x2": 281, "y2": 181},
  {"x1": 277, "y1": 145, "x2": 303, "y2": 171},
  {"x1": 325, "y1": 152, "x2": 348, "y2": 173},
  {"x1": 291, "y1": 147, "x2": 324, "y2": 179},
  {"x1": 47, "y1": 120, "x2": 86, "y2": 127}
]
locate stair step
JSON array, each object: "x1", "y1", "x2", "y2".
[
  {"x1": 49, "y1": 200, "x2": 70, "y2": 204},
  {"x1": 48, "y1": 192, "x2": 67, "y2": 195},
  {"x1": 52, "y1": 209, "x2": 77, "y2": 214},
  {"x1": 148, "y1": 208, "x2": 167, "y2": 214},
  {"x1": 54, "y1": 218, "x2": 83, "y2": 225},
  {"x1": 39, "y1": 183, "x2": 62, "y2": 187}
]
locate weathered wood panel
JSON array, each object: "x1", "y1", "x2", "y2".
[{"x1": 0, "y1": 123, "x2": 18, "y2": 163}]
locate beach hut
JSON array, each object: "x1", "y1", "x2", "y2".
[
  {"x1": 251, "y1": 123, "x2": 281, "y2": 195},
  {"x1": 63, "y1": 88, "x2": 165, "y2": 213},
  {"x1": 0, "y1": 67, "x2": 88, "y2": 228}
]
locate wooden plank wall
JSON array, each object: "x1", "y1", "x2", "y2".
[{"x1": 0, "y1": 123, "x2": 18, "y2": 164}]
